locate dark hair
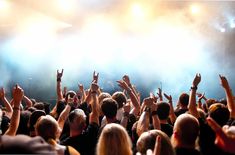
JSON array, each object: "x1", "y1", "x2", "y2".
[
  {"x1": 157, "y1": 102, "x2": 170, "y2": 120},
  {"x1": 29, "y1": 110, "x2": 46, "y2": 131},
  {"x1": 209, "y1": 103, "x2": 230, "y2": 126},
  {"x1": 33, "y1": 102, "x2": 45, "y2": 111},
  {"x1": 179, "y1": 93, "x2": 189, "y2": 106},
  {"x1": 101, "y1": 98, "x2": 118, "y2": 119},
  {"x1": 17, "y1": 110, "x2": 31, "y2": 135},
  {"x1": 112, "y1": 91, "x2": 127, "y2": 109}
]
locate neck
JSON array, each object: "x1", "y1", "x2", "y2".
[{"x1": 106, "y1": 117, "x2": 117, "y2": 124}]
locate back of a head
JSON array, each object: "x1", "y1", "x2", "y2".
[
  {"x1": 29, "y1": 110, "x2": 46, "y2": 132},
  {"x1": 179, "y1": 93, "x2": 189, "y2": 107},
  {"x1": 68, "y1": 109, "x2": 86, "y2": 131},
  {"x1": 173, "y1": 114, "x2": 199, "y2": 146},
  {"x1": 112, "y1": 91, "x2": 127, "y2": 109},
  {"x1": 97, "y1": 123, "x2": 132, "y2": 155},
  {"x1": 98, "y1": 92, "x2": 111, "y2": 105},
  {"x1": 101, "y1": 98, "x2": 118, "y2": 119},
  {"x1": 137, "y1": 130, "x2": 175, "y2": 155},
  {"x1": 209, "y1": 103, "x2": 230, "y2": 126},
  {"x1": 157, "y1": 102, "x2": 170, "y2": 120},
  {"x1": 33, "y1": 102, "x2": 45, "y2": 111},
  {"x1": 35, "y1": 115, "x2": 59, "y2": 141},
  {"x1": 0, "y1": 135, "x2": 56, "y2": 154}
]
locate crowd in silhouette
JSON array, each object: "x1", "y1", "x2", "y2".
[{"x1": 0, "y1": 70, "x2": 235, "y2": 155}]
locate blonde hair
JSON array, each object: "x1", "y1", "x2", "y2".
[{"x1": 96, "y1": 123, "x2": 132, "y2": 155}]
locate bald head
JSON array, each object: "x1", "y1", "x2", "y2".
[{"x1": 173, "y1": 114, "x2": 199, "y2": 147}]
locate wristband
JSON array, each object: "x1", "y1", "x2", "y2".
[
  {"x1": 190, "y1": 86, "x2": 197, "y2": 90},
  {"x1": 57, "y1": 78, "x2": 61, "y2": 82}
]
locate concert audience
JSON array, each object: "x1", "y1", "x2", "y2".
[{"x1": 1, "y1": 70, "x2": 235, "y2": 155}]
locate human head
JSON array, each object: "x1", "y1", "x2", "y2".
[
  {"x1": 137, "y1": 130, "x2": 175, "y2": 155},
  {"x1": 178, "y1": 93, "x2": 189, "y2": 107},
  {"x1": 98, "y1": 92, "x2": 111, "y2": 104},
  {"x1": 68, "y1": 109, "x2": 87, "y2": 131},
  {"x1": 208, "y1": 103, "x2": 230, "y2": 126},
  {"x1": 29, "y1": 110, "x2": 46, "y2": 132},
  {"x1": 35, "y1": 115, "x2": 60, "y2": 141},
  {"x1": 112, "y1": 91, "x2": 127, "y2": 109},
  {"x1": 97, "y1": 123, "x2": 132, "y2": 155},
  {"x1": 157, "y1": 102, "x2": 170, "y2": 120},
  {"x1": 172, "y1": 114, "x2": 199, "y2": 148},
  {"x1": 101, "y1": 98, "x2": 118, "y2": 119}
]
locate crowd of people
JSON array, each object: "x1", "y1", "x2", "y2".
[{"x1": 0, "y1": 70, "x2": 235, "y2": 155}]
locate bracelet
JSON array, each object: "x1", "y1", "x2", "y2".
[
  {"x1": 151, "y1": 111, "x2": 158, "y2": 116},
  {"x1": 13, "y1": 107, "x2": 20, "y2": 111},
  {"x1": 190, "y1": 86, "x2": 197, "y2": 90},
  {"x1": 57, "y1": 78, "x2": 61, "y2": 82}
]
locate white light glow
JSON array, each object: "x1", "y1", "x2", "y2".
[
  {"x1": 190, "y1": 4, "x2": 200, "y2": 15},
  {"x1": 0, "y1": 0, "x2": 9, "y2": 11}
]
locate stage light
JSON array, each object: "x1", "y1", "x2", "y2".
[
  {"x1": 220, "y1": 27, "x2": 226, "y2": 32},
  {"x1": 190, "y1": 4, "x2": 200, "y2": 15},
  {"x1": 0, "y1": 0, "x2": 9, "y2": 10},
  {"x1": 58, "y1": 0, "x2": 76, "y2": 14},
  {"x1": 131, "y1": 3, "x2": 145, "y2": 19}
]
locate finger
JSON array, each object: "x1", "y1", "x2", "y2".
[
  {"x1": 57, "y1": 70, "x2": 59, "y2": 74},
  {"x1": 61, "y1": 69, "x2": 64, "y2": 74},
  {"x1": 146, "y1": 149, "x2": 153, "y2": 155},
  {"x1": 153, "y1": 136, "x2": 161, "y2": 155},
  {"x1": 93, "y1": 71, "x2": 95, "y2": 76}
]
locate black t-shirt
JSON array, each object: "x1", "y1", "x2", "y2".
[
  {"x1": 174, "y1": 108, "x2": 188, "y2": 117},
  {"x1": 175, "y1": 147, "x2": 201, "y2": 155},
  {"x1": 60, "y1": 122, "x2": 99, "y2": 155},
  {"x1": 160, "y1": 123, "x2": 173, "y2": 137}
]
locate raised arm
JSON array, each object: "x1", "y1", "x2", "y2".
[
  {"x1": 188, "y1": 73, "x2": 201, "y2": 118},
  {"x1": 78, "y1": 83, "x2": 86, "y2": 103},
  {"x1": 120, "y1": 102, "x2": 131, "y2": 128},
  {"x1": 219, "y1": 75, "x2": 235, "y2": 118},
  {"x1": 23, "y1": 94, "x2": 33, "y2": 109},
  {"x1": 89, "y1": 82, "x2": 99, "y2": 125},
  {"x1": 0, "y1": 87, "x2": 13, "y2": 118},
  {"x1": 5, "y1": 85, "x2": 24, "y2": 136},
  {"x1": 57, "y1": 69, "x2": 64, "y2": 101},
  {"x1": 164, "y1": 93, "x2": 176, "y2": 124},
  {"x1": 57, "y1": 95, "x2": 74, "y2": 131},
  {"x1": 117, "y1": 80, "x2": 140, "y2": 115},
  {"x1": 136, "y1": 97, "x2": 152, "y2": 136}
]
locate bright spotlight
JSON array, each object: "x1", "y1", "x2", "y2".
[
  {"x1": 131, "y1": 3, "x2": 145, "y2": 19},
  {"x1": 0, "y1": 0, "x2": 9, "y2": 11},
  {"x1": 220, "y1": 28, "x2": 226, "y2": 33},
  {"x1": 230, "y1": 22, "x2": 235, "y2": 28},
  {"x1": 58, "y1": 0, "x2": 76, "y2": 14},
  {"x1": 190, "y1": 4, "x2": 200, "y2": 15}
]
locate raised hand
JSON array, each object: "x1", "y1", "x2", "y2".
[
  {"x1": 150, "y1": 92, "x2": 158, "y2": 103},
  {"x1": 0, "y1": 87, "x2": 5, "y2": 99},
  {"x1": 157, "y1": 88, "x2": 163, "y2": 101},
  {"x1": 197, "y1": 92, "x2": 205, "y2": 101},
  {"x1": 78, "y1": 83, "x2": 84, "y2": 91},
  {"x1": 219, "y1": 74, "x2": 230, "y2": 89},
  {"x1": 93, "y1": 71, "x2": 99, "y2": 84},
  {"x1": 57, "y1": 69, "x2": 64, "y2": 81},
  {"x1": 122, "y1": 75, "x2": 131, "y2": 86},
  {"x1": 117, "y1": 80, "x2": 129, "y2": 90},
  {"x1": 90, "y1": 82, "x2": 99, "y2": 93},
  {"x1": 12, "y1": 84, "x2": 24, "y2": 107},
  {"x1": 192, "y1": 73, "x2": 201, "y2": 87},
  {"x1": 143, "y1": 97, "x2": 154, "y2": 108},
  {"x1": 163, "y1": 93, "x2": 172, "y2": 102}
]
